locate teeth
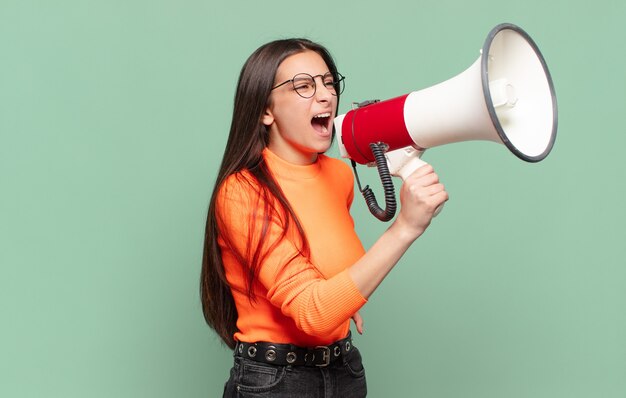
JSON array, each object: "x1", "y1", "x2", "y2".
[{"x1": 313, "y1": 113, "x2": 331, "y2": 118}]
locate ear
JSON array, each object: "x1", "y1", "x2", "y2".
[{"x1": 262, "y1": 107, "x2": 274, "y2": 126}]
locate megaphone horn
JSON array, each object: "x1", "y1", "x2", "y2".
[{"x1": 335, "y1": 23, "x2": 557, "y2": 221}]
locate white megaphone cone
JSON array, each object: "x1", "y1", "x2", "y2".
[{"x1": 334, "y1": 23, "x2": 557, "y2": 221}]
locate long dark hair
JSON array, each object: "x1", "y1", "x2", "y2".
[{"x1": 201, "y1": 38, "x2": 341, "y2": 348}]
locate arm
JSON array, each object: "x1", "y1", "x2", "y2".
[
  {"x1": 216, "y1": 164, "x2": 446, "y2": 335},
  {"x1": 348, "y1": 164, "x2": 448, "y2": 298}
]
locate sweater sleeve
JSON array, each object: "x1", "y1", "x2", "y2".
[{"x1": 216, "y1": 173, "x2": 366, "y2": 336}]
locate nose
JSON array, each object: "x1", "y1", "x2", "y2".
[{"x1": 314, "y1": 76, "x2": 333, "y2": 102}]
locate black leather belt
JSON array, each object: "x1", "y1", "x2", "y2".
[{"x1": 234, "y1": 333, "x2": 353, "y2": 367}]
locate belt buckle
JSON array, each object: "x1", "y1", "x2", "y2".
[{"x1": 315, "y1": 346, "x2": 331, "y2": 367}]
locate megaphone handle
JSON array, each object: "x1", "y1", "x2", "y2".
[
  {"x1": 394, "y1": 156, "x2": 428, "y2": 180},
  {"x1": 386, "y1": 149, "x2": 445, "y2": 217}
]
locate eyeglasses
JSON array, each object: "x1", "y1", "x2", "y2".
[{"x1": 271, "y1": 72, "x2": 345, "y2": 99}]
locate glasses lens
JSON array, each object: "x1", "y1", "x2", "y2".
[
  {"x1": 330, "y1": 73, "x2": 344, "y2": 96},
  {"x1": 292, "y1": 74, "x2": 315, "y2": 98},
  {"x1": 322, "y1": 73, "x2": 337, "y2": 95}
]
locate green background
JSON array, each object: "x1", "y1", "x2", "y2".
[{"x1": 2, "y1": 0, "x2": 625, "y2": 397}]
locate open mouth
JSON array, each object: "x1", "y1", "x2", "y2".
[{"x1": 311, "y1": 112, "x2": 331, "y2": 135}]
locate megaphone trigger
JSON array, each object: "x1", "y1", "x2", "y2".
[{"x1": 384, "y1": 146, "x2": 428, "y2": 181}]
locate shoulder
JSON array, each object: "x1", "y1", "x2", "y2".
[
  {"x1": 219, "y1": 170, "x2": 255, "y2": 194},
  {"x1": 318, "y1": 154, "x2": 354, "y2": 184},
  {"x1": 216, "y1": 170, "x2": 262, "y2": 211}
]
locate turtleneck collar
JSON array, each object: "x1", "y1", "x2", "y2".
[{"x1": 262, "y1": 147, "x2": 322, "y2": 181}]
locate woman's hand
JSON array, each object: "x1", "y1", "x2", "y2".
[{"x1": 394, "y1": 164, "x2": 448, "y2": 241}]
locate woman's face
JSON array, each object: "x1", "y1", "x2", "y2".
[{"x1": 263, "y1": 50, "x2": 338, "y2": 165}]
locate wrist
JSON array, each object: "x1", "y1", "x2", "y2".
[{"x1": 388, "y1": 217, "x2": 424, "y2": 244}]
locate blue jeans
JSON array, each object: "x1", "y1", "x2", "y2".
[{"x1": 222, "y1": 344, "x2": 367, "y2": 397}]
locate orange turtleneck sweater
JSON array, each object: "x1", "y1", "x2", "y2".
[{"x1": 216, "y1": 148, "x2": 367, "y2": 347}]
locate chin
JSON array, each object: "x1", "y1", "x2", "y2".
[{"x1": 315, "y1": 139, "x2": 333, "y2": 154}]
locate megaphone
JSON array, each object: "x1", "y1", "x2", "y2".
[{"x1": 334, "y1": 23, "x2": 557, "y2": 221}]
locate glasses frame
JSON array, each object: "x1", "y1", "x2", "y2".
[{"x1": 271, "y1": 72, "x2": 345, "y2": 99}]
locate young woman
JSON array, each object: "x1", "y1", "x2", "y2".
[{"x1": 201, "y1": 38, "x2": 448, "y2": 397}]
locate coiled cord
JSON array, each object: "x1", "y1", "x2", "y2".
[{"x1": 352, "y1": 142, "x2": 397, "y2": 222}]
